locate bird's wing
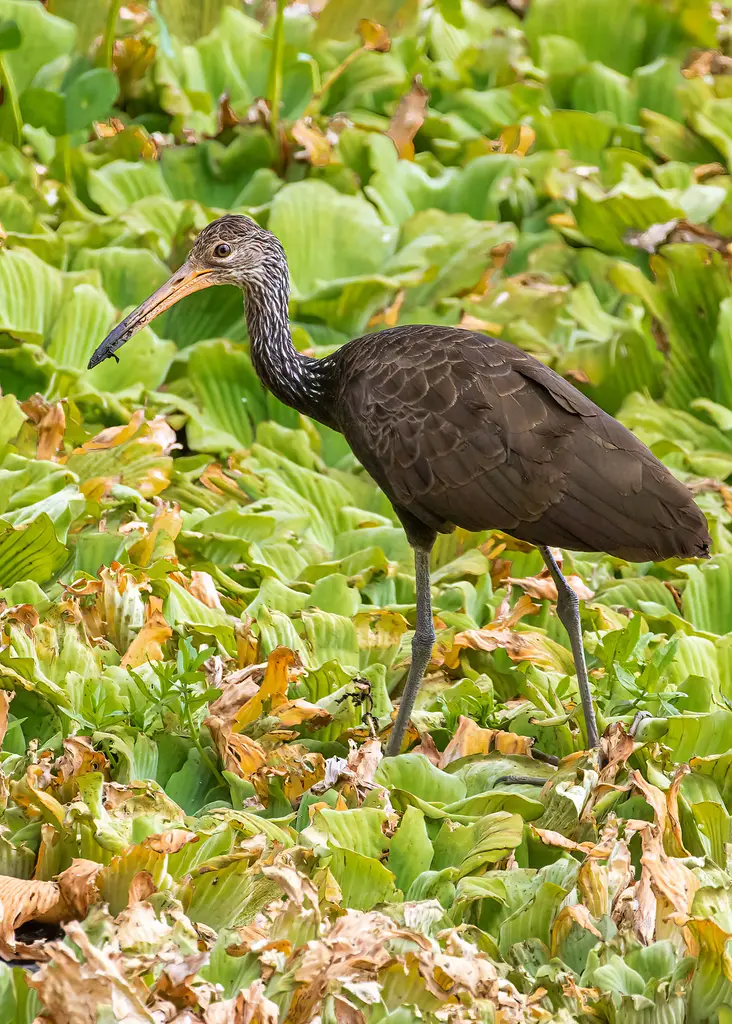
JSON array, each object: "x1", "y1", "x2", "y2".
[{"x1": 334, "y1": 326, "x2": 709, "y2": 561}]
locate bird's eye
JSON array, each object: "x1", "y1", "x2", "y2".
[{"x1": 213, "y1": 243, "x2": 231, "y2": 258}]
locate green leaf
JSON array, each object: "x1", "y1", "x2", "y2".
[
  {"x1": 181, "y1": 857, "x2": 281, "y2": 929},
  {"x1": 376, "y1": 754, "x2": 467, "y2": 805},
  {"x1": 328, "y1": 847, "x2": 399, "y2": 911},
  {"x1": 65, "y1": 68, "x2": 119, "y2": 132},
  {"x1": 681, "y1": 556, "x2": 732, "y2": 635},
  {"x1": 387, "y1": 805, "x2": 433, "y2": 893},
  {"x1": 0, "y1": 19, "x2": 20, "y2": 51},
  {"x1": 0, "y1": 247, "x2": 64, "y2": 343},
  {"x1": 0, "y1": 513, "x2": 67, "y2": 587},
  {"x1": 71, "y1": 247, "x2": 170, "y2": 309},
  {"x1": 304, "y1": 807, "x2": 390, "y2": 860},
  {"x1": 268, "y1": 180, "x2": 398, "y2": 302}
]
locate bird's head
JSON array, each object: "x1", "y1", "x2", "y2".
[{"x1": 87, "y1": 215, "x2": 286, "y2": 368}]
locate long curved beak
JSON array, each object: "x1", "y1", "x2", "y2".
[{"x1": 87, "y1": 263, "x2": 216, "y2": 369}]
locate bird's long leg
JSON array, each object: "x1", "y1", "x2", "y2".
[
  {"x1": 538, "y1": 546, "x2": 600, "y2": 750},
  {"x1": 385, "y1": 546, "x2": 435, "y2": 757}
]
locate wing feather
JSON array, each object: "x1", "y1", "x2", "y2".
[{"x1": 333, "y1": 326, "x2": 710, "y2": 560}]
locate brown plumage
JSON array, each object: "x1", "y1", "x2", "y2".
[
  {"x1": 89, "y1": 215, "x2": 711, "y2": 756},
  {"x1": 333, "y1": 325, "x2": 709, "y2": 562}
]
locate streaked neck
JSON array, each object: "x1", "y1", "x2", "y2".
[{"x1": 243, "y1": 274, "x2": 336, "y2": 428}]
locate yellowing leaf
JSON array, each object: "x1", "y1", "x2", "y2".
[
  {"x1": 386, "y1": 75, "x2": 429, "y2": 159},
  {"x1": 20, "y1": 393, "x2": 66, "y2": 461},
  {"x1": 234, "y1": 647, "x2": 302, "y2": 729},
  {"x1": 439, "y1": 716, "x2": 533, "y2": 766},
  {"x1": 447, "y1": 626, "x2": 573, "y2": 673},
  {"x1": 120, "y1": 596, "x2": 172, "y2": 667},
  {"x1": 292, "y1": 119, "x2": 332, "y2": 167},
  {"x1": 72, "y1": 409, "x2": 146, "y2": 455},
  {"x1": 358, "y1": 18, "x2": 390, "y2": 51},
  {"x1": 127, "y1": 500, "x2": 182, "y2": 566}
]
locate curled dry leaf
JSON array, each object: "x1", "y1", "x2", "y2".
[
  {"x1": 531, "y1": 827, "x2": 597, "y2": 855},
  {"x1": 292, "y1": 118, "x2": 332, "y2": 167},
  {"x1": 0, "y1": 858, "x2": 102, "y2": 960},
  {"x1": 505, "y1": 570, "x2": 594, "y2": 602},
  {"x1": 0, "y1": 875, "x2": 65, "y2": 960},
  {"x1": 1, "y1": 602, "x2": 40, "y2": 637},
  {"x1": 386, "y1": 76, "x2": 429, "y2": 159},
  {"x1": 599, "y1": 722, "x2": 635, "y2": 782},
  {"x1": 208, "y1": 663, "x2": 264, "y2": 723},
  {"x1": 127, "y1": 869, "x2": 157, "y2": 906},
  {"x1": 72, "y1": 409, "x2": 146, "y2": 455},
  {"x1": 0, "y1": 690, "x2": 12, "y2": 749},
  {"x1": 120, "y1": 596, "x2": 172, "y2": 668},
  {"x1": 358, "y1": 18, "x2": 390, "y2": 51},
  {"x1": 499, "y1": 123, "x2": 535, "y2": 157},
  {"x1": 154, "y1": 951, "x2": 211, "y2": 1010},
  {"x1": 347, "y1": 736, "x2": 383, "y2": 789},
  {"x1": 439, "y1": 716, "x2": 533, "y2": 766},
  {"x1": 55, "y1": 859, "x2": 104, "y2": 919},
  {"x1": 55, "y1": 736, "x2": 110, "y2": 785},
  {"x1": 447, "y1": 625, "x2": 572, "y2": 673},
  {"x1": 261, "y1": 853, "x2": 320, "y2": 916},
  {"x1": 206, "y1": 717, "x2": 267, "y2": 777},
  {"x1": 128, "y1": 499, "x2": 182, "y2": 566},
  {"x1": 28, "y1": 919, "x2": 152, "y2": 1022},
  {"x1": 411, "y1": 731, "x2": 441, "y2": 765},
  {"x1": 667, "y1": 763, "x2": 692, "y2": 856},
  {"x1": 204, "y1": 979, "x2": 279, "y2": 1024},
  {"x1": 217, "y1": 91, "x2": 240, "y2": 133},
  {"x1": 20, "y1": 393, "x2": 65, "y2": 461},
  {"x1": 550, "y1": 905, "x2": 602, "y2": 958},
  {"x1": 234, "y1": 646, "x2": 302, "y2": 729},
  {"x1": 143, "y1": 829, "x2": 199, "y2": 855},
  {"x1": 629, "y1": 770, "x2": 700, "y2": 943},
  {"x1": 189, "y1": 570, "x2": 224, "y2": 610}
]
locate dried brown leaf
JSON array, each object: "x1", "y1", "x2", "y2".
[
  {"x1": 20, "y1": 394, "x2": 65, "y2": 461},
  {"x1": 128, "y1": 500, "x2": 182, "y2": 566},
  {"x1": 0, "y1": 859, "x2": 101, "y2": 960},
  {"x1": 234, "y1": 647, "x2": 302, "y2": 729},
  {"x1": 72, "y1": 409, "x2": 145, "y2": 454},
  {"x1": 144, "y1": 829, "x2": 199, "y2": 855},
  {"x1": 505, "y1": 571, "x2": 593, "y2": 602},
  {"x1": 447, "y1": 625, "x2": 569, "y2": 672},
  {"x1": 0, "y1": 691, "x2": 12, "y2": 750},
  {"x1": 206, "y1": 717, "x2": 267, "y2": 778},
  {"x1": 127, "y1": 870, "x2": 157, "y2": 906},
  {"x1": 189, "y1": 570, "x2": 224, "y2": 610},
  {"x1": 551, "y1": 905, "x2": 602, "y2": 957},
  {"x1": 667, "y1": 763, "x2": 691, "y2": 856},
  {"x1": 439, "y1": 716, "x2": 533, "y2": 766},
  {"x1": 120, "y1": 596, "x2": 172, "y2": 668},
  {"x1": 205, "y1": 980, "x2": 279, "y2": 1024},
  {"x1": 410, "y1": 731, "x2": 440, "y2": 765},
  {"x1": 347, "y1": 736, "x2": 383, "y2": 788},
  {"x1": 28, "y1": 919, "x2": 152, "y2": 1022},
  {"x1": 386, "y1": 76, "x2": 428, "y2": 158},
  {"x1": 0, "y1": 875, "x2": 65, "y2": 959},
  {"x1": 292, "y1": 118, "x2": 332, "y2": 167},
  {"x1": 358, "y1": 19, "x2": 390, "y2": 51},
  {"x1": 55, "y1": 736, "x2": 109, "y2": 785}
]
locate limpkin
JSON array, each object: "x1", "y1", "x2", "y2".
[{"x1": 89, "y1": 215, "x2": 711, "y2": 755}]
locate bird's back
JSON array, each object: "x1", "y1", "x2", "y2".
[{"x1": 331, "y1": 325, "x2": 710, "y2": 562}]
